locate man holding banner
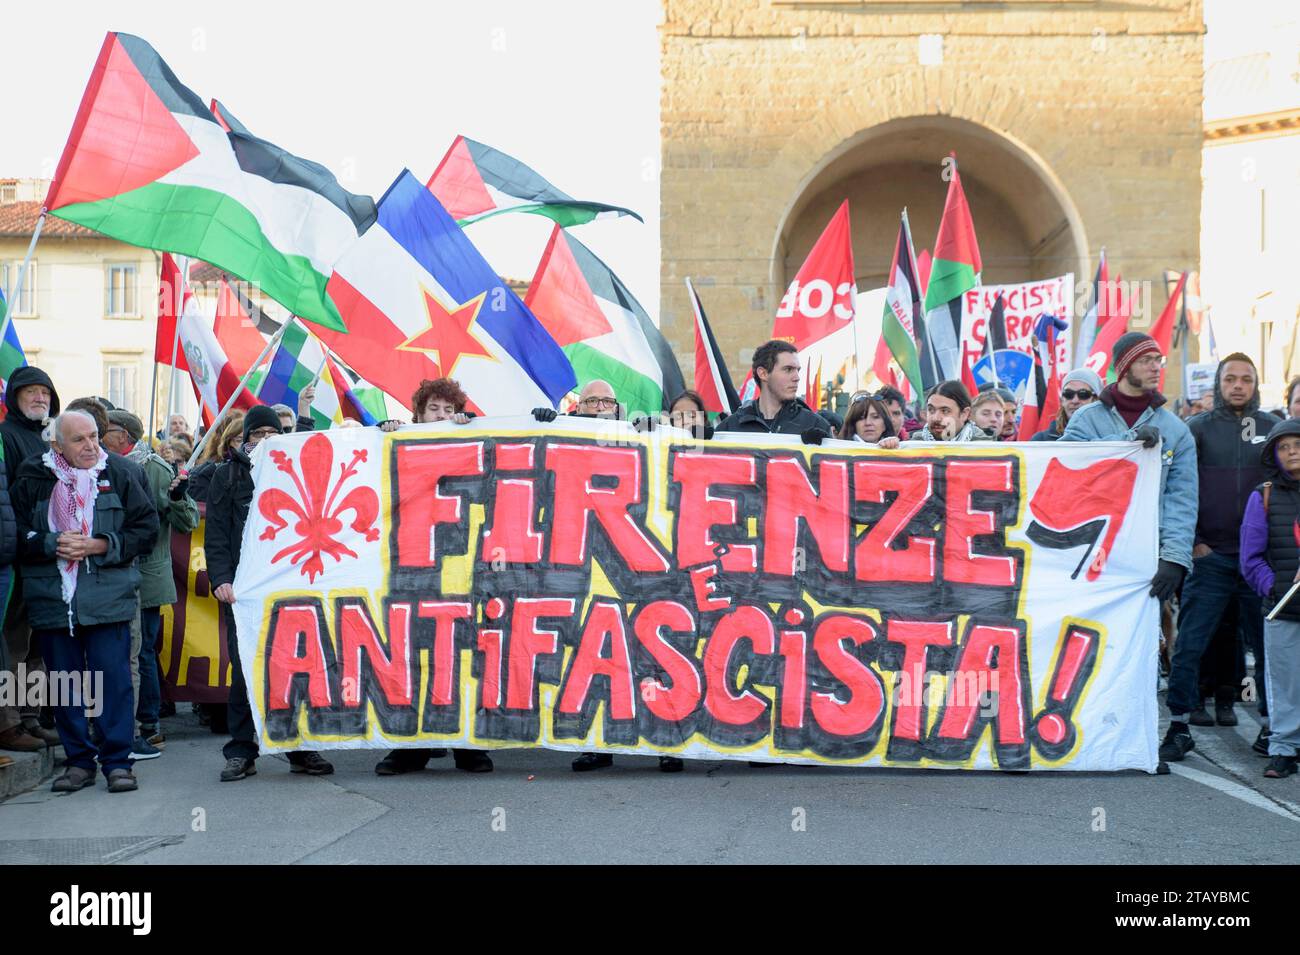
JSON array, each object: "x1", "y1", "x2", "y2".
[
  {"x1": 208, "y1": 407, "x2": 334, "y2": 782},
  {"x1": 717, "y1": 341, "x2": 831, "y2": 441},
  {"x1": 1061, "y1": 332, "x2": 1197, "y2": 611}
]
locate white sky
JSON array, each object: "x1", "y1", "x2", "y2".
[
  {"x1": 1204, "y1": 0, "x2": 1297, "y2": 61},
  {"x1": 3, "y1": 0, "x2": 663, "y2": 315}
]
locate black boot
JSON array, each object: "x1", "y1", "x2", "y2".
[
  {"x1": 453, "y1": 749, "x2": 493, "y2": 773},
  {"x1": 375, "y1": 748, "x2": 433, "y2": 775},
  {"x1": 572, "y1": 752, "x2": 613, "y2": 772},
  {"x1": 1158, "y1": 722, "x2": 1194, "y2": 762}
]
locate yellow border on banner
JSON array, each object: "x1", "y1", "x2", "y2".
[{"x1": 249, "y1": 427, "x2": 1117, "y2": 768}]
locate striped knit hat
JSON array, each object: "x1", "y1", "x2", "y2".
[{"x1": 1112, "y1": 332, "x2": 1161, "y2": 382}]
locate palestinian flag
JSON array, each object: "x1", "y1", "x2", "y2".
[
  {"x1": 429, "y1": 136, "x2": 642, "y2": 228},
  {"x1": 252, "y1": 321, "x2": 385, "y2": 428},
  {"x1": 46, "y1": 33, "x2": 375, "y2": 332},
  {"x1": 524, "y1": 225, "x2": 683, "y2": 417},
  {"x1": 966, "y1": 292, "x2": 1007, "y2": 394},
  {"x1": 686, "y1": 277, "x2": 739, "y2": 415},
  {"x1": 0, "y1": 290, "x2": 29, "y2": 417},
  {"x1": 922, "y1": 159, "x2": 982, "y2": 383},
  {"x1": 877, "y1": 212, "x2": 925, "y2": 395},
  {"x1": 1075, "y1": 250, "x2": 1108, "y2": 358}
]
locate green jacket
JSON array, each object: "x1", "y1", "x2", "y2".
[{"x1": 128, "y1": 445, "x2": 199, "y2": 608}]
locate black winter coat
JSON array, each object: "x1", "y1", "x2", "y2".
[
  {"x1": 11, "y1": 453, "x2": 158, "y2": 629},
  {"x1": 0, "y1": 455, "x2": 18, "y2": 571},
  {"x1": 717, "y1": 398, "x2": 831, "y2": 436},
  {"x1": 205, "y1": 447, "x2": 253, "y2": 590},
  {"x1": 1186, "y1": 358, "x2": 1281, "y2": 556}
]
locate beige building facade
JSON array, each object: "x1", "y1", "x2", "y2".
[
  {"x1": 659, "y1": 1, "x2": 1205, "y2": 395},
  {"x1": 0, "y1": 178, "x2": 198, "y2": 431},
  {"x1": 1199, "y1": 1, "x2": 1300, "y2": 406}
]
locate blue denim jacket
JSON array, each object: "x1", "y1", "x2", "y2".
[{"x1": 1059, "y1": 394, "x2": 1198, "y2": 570}]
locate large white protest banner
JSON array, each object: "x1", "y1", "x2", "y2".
[{"x1": 232, "y1": 417, "x2": 1160, "y2": 772}]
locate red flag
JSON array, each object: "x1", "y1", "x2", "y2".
[
  {"x1": 155, "y1": 261, "x2": 190, "y2": 370},
  {"x1": 772, "y1": 200, "x2": 856, "y2": 351},
  {"x1": 1082, "y1": 274, "x2": 1132, "y2": 379},
  {"x1": 1150, "y1": 271, "x2": 1188, "y2": 391},
  {"x1": 1018, "y1": 349, "x2": 1047, "y2": 440},
  {"x1": 1040, "y1": 330, "x2": 1063, "y2": 425},
  {"x1": 213, "y1": 276, "x2": 269, "y2": 376},
  {"x1": 807, "y1": 357, "x2": 823, "y2": 410},
  {"x1": 916, "y1": 248, "x2": 932, "y2": 301},
  {"x1": 159, "y1": 254, "x2": 260, "y2": 426}
]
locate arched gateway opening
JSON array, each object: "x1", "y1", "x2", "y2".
[{"x1": 773, "y1": 116, "x2": 1089, "y2": 303}]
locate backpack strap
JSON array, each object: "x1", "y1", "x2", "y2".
[{"x1": 1262, "y1": 482, "x2": 1272, "y2": 516}]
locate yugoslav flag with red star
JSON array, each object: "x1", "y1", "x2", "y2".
[{"x1": 308, "y1": 170, "x2": 575, "y2": 415}]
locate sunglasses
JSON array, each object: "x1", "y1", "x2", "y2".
[
  {"x1": 850, "y1": 391, "x2": 894, "y2": 405},
  {"x1": 1061, "y1": 389, "x2": 1095, "y2": 401}
]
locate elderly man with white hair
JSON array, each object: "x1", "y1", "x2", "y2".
[{"x1": 10, "y1": 410, "x2": 158, "y2": 793}]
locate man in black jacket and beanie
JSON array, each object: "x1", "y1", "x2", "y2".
[
  {"x1": 0, "y1": 365, "x2": 59, "y2": 469},
  {"x1": 716, "y1": 340, "x2": 830, "y2": 443},
  {"x1": 207, "y1": 405, "x2": 334, "y2": 782},
  {"x1": 1162, "y1": 354, "x2": 1280, "y2": 761},
  {"x1": 0, "y1": 365, "x2": 60, "y2": 753},
  {"x1": 12, "y1": 410, "x2": 157, "y2": 792}
]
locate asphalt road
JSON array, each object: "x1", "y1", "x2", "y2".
[{"x1": 2, "y1": 705, "x2": 1298, "y2": 864}]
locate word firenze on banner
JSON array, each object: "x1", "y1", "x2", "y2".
[{"x1": 232, "y1": 418, "x2": 1161, "y2": 772}]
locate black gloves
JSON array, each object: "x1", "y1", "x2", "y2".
[
  {"x1": 1133, "y1": 425, "x2": 1160, "y2": 449},
  {"x1": 532, "y1": 407, "x2": 558, "y2": 423},
  {"x1": 800, "y1": 428, "x2": 826, "y2": 446},
  {"x1": 632, "y1": 415, "x2": 657, "y2": 433},
  {"x1": 1149, "y1": 559, "x2": 1186, "y2": 602},
  {"x1": 169, "y1": 477, "x2": 189, "y2": 501}
]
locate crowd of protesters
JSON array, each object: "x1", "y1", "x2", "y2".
[{"x1": 6, "y1": 327, "x2": 1300, "y2": 793}]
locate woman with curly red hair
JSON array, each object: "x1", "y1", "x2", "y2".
[{"x1": 380, "y1": 377, "x2": 474, "y2": 431}]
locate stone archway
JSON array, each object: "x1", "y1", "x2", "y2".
[{"x1": 772, "y1": 115, "x2": 1089, "y2": 302}]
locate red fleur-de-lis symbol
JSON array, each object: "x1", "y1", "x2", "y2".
[{"x1": 258, "y1": 432, "x2": 380, "y2": 582}]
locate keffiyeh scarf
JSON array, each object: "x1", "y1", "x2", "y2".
[{"x1": 43, "y1": 448, "x2": 108, "y2": 611}]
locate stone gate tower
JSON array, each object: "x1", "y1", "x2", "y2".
[{"x1": 659, "y1": 1, "x2": 1204, "y2": 392}]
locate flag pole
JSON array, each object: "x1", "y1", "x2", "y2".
[
  {"x1": 1178, "y1": 271, "x2": 1189, "y2": 401},
  {"x1": 1267, "y1": 578, "x2": 1300, "y2": 621},
  {"x1": 0, "y1": 209, "x2": 46, "y2": 354},
  {"x1": 183, "y1": 317, "x2": 292, "y2": 472},
  {"x1": 166, "y1": 256, "x2": 190, "y2": 425}
]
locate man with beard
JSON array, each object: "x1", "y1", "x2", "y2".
[{"x1": 1160, "y1": 354, "x2": 1278, "y2": 761}]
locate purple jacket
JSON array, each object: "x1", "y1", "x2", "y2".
[{"x1": 1239, "y1": 491, "x2": 1274, "y2": 598}]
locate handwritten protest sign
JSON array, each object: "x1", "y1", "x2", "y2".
[{"x1": 233, "y1": 417, "x2": 1159, "y2": 771}]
